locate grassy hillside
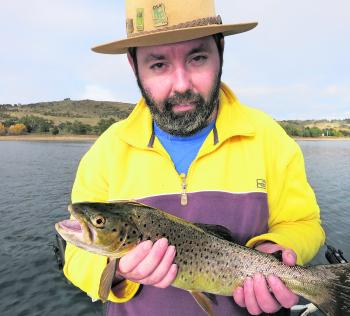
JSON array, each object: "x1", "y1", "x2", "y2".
[{"x1": 0, "y1": 99, "x2": 134, "y2": 126}]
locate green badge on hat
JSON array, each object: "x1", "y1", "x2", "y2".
[
  {"x1": 136, "y1": 8, "x2": 144, "y2": 31},
  {"x1": 152, "y1": 3, "x2": 168, "y2": 27}
]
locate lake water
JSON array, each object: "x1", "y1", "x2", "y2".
[{"x1": 0, "y1": 140, "x2": 349, "y2": 316}]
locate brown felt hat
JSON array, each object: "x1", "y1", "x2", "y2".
[{"x1": 92, "y1": 0, "x2": 257, "y2": 54}]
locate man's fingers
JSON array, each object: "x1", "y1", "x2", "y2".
[
  {"x1": 153, "y1": 264, "x2": 178, "y2": 288},
  {"x1": 232, "y1": 286, "x2": 246, "y2": 307},
  {"x1": 253, "y1": 273, "x2": 281, "y2": 314},
  {"x1": 138, "y1": 245, "x2": 176, "y2": 285},
  {"x1": 268, "y1": 275, "x2": 299, "y2": 308},
  {"x1": 118, "y1": 240, "x2": 153, "y2": 274},
  {"x1": 129, "y1": 238, "x2": 169, "y2": 280},
  {"x1": 243, "y1": 277, "x2": 262, "y2": 315}
]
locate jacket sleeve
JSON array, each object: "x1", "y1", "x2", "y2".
[
  {"x1": 63, "y1": 140, "x2": 140, "y2": 302},
  {"x1": 246, "y1": 132, "x2": 325, "y2": 265}
]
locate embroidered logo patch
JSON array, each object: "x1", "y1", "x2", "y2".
[
  {"x1": 152, "y1": 3, "x2": 168, "y2": 27},
  {"x1": 256, "y1": 179, "x2": 266, "y2": 190},
  {"x1": 136, "y1": 8, "x2": 144, "y2": 31}
]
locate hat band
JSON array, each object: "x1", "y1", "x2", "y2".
[{"x1": 128, "y1": 15, "x2": 222, "y2": 38}]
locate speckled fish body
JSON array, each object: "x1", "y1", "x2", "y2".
[{"x1": 56, "y1": 201, "x2": 350, "y2": 316}]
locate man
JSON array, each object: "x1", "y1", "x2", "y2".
[{"x1": 64, "y1": 0, "x2": 325, "y2": 315}]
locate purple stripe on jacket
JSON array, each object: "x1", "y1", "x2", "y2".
[{"x1": 107, "y1": 191, "x2": 269, "y2": 316}]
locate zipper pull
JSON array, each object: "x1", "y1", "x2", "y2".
[{"x1": 180, "y1": 173, "x2": 188, "y2": 206}]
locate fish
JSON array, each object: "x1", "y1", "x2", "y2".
[{"x1": 55, "y1": 201, "x2": 350, "y2": 316}]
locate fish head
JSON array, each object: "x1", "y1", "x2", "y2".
[{"x1": 55, "y1": 202, "x2": 141, "y2": 258}]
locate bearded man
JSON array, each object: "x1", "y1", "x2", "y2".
[{"x1": 64, "y1": 0, "x2": 325, "y2": 315}]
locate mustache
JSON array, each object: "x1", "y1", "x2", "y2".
[{"x1": 163, "y1": 90, "x2": 204, "y2": 111}]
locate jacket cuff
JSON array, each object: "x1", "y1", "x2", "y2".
[{"x1": 108, "y1": 280, "x2": 141, "y2": 303}]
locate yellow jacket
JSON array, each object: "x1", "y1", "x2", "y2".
[{"x1": 64, "y1": 82, "x2": 325, "y2": 303}]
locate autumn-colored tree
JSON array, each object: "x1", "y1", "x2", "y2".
[
  {"x1": 8, "y1": 123, "x2": 27, "y2": 135},
  {"x1": 0, "y1": 123, "x2": 6, "y2": 135}
]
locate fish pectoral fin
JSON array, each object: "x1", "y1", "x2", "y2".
[
  {"x1": 271, "y1": 250, "x2": 283, "y2": 262},
  {"x1": 193, "y1": 223, "x2": 236, "y2": 243},
  {"x1": 189, "y1": 291, "x2": 215, "y2": 316},
  {"x1": 98, "y1": 258, "x2": 119, "y2": 302}
]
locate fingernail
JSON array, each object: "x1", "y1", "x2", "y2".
[
  {"x1": 142, "y1": 240, "x2": 153, "y2": 250},
  {"x1": 244, "y1": 277, "x2": 252, "y2": 286},
  {"x1": 254, "y1": 273, "x2": 264, "y2": 281},
  {"x1": 168, "y1": 245, "x2": 176, "y2": 255},
  {"x1": 157, "y1": 238, "x2": 168, "y2": 247}
]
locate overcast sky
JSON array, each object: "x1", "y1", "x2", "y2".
[{"x1": 1, "y1": 0, "x2": 349, "y2": 120}]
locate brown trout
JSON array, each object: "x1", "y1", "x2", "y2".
[{"x1": 55, "y1": 201, "x2": 350, "y2": 316}]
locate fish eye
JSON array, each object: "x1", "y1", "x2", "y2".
[{"x1": 92, "y1": 215, "x2": 106, "y2": 228}]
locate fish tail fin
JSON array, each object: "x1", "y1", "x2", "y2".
[{"x1": 310, "y1": 263, "x2": 350, "y2": 316}]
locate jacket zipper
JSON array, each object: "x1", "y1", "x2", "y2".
[{"x1": 180, "y1": 173, "x2": 188, "y2": 206}]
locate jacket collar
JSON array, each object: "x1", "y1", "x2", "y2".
[{"x1": 118, "y1": 82, "x2": 255, "y2": 149}]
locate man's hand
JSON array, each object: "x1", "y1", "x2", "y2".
[
  {"x1": 117, "y1": 238, "x2": 177, "y2": 288},
  {"x1": 233, "y1": 242, "x2": 299, "y2": 315}
]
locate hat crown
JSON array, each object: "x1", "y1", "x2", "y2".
[{"x1": 125, "y1": 0, "x2": 216, "y2": 37}]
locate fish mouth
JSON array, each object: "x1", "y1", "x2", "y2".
[{"x1": 55, "y1": 205, "x2": 94, "y2": 245}]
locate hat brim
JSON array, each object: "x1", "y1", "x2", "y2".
[{"x1": 92, "y1": 22, "x2": 257, "y2": 54}]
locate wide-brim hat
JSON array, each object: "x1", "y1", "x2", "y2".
[{"x1": 92, "y1": 0, "x2": 257, "y2": 54}]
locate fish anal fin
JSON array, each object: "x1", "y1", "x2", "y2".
[
  {"x1": 190, "y1": 291, "x2": 215, "y2": 316},
  {"x1": 98, "y1": 258, "x2": 119, "y2": 302}
]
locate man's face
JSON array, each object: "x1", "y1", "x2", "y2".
[{"x1": 129, "y1": 36, "x2": 222, "y2": 136}]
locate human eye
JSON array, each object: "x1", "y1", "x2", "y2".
[
  {"x1": 150, "y1": 62, "x2": 166, "y2": 71},
  {"x1": 190, "y1": 54, "x2": 208, "y2": 65}
]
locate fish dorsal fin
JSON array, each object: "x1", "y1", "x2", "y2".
[
  {"x1": 98, "y1": 258, "x2": 119, "y2": 302},
  {"x1": 190, "y1": 291, "x2": 215, "y2": 316},
  {"x1": 194, "y1": 223, "x2": 235, "y2": 243}
]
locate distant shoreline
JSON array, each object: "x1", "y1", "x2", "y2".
[
  {"x1": 0, "y1": 134, "x2": 98, "y2": 142},
  {"x1": 1, "y1": 134, "x2": 350, "y2": 142},
  {"x1": 294, "y1": 137, "x2": 350, "y2": 141}
]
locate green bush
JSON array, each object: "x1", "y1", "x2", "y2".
[{"x1": 95, "y1": 118, "x2": 116, "y2": 135}]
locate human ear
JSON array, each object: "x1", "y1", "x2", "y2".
[{"x1": 127, "y1": 52, "x2": 136, "y2": 75}]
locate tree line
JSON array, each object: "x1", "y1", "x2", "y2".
[
  {"x1": 1, "y1": 114, "x2": 349, "y2": 138},
  {"x1": 279, "y1": 121, "x2": 350, "y2": 137},
  {"x1": 0, "y1": 115, "x2": 116, "y2": 136}
]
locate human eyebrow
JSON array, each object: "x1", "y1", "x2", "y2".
[
  {"x1": 187, "y1": 43, "x2": 211, "y2": 57},
  {"x1": 143, "y1": 54, "x2": 166, "y2": 63}
]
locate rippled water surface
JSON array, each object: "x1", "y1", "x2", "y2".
[{"x1": 0, "y1": 140, "x2": 349, "y2": 316}]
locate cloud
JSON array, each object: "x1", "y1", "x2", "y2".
[{"x1": 1, "y1": 0, "x2": 349, "y2": 120}]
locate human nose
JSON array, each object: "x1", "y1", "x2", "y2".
[{"x1": 171, "y1": 66, "x2": 192, "y2": 94}]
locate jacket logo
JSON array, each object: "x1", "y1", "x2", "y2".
[{"x1": 256, "y1": 179, "x2": 266, "y2": 190}]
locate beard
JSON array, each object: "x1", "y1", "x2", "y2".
[{"x1": 136, "y1": 71, "x2": 222, "y2": 136}]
